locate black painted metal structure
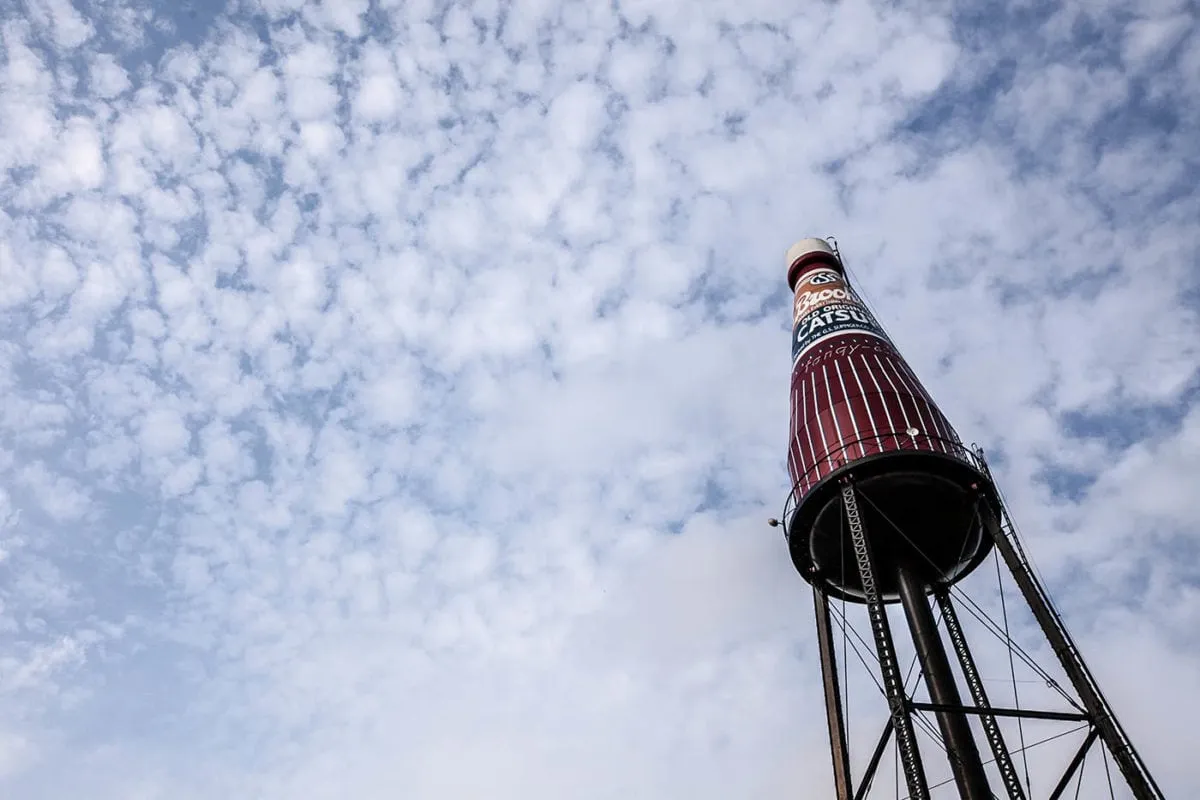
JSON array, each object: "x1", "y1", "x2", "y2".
[{"x1": 783, "y1": 441, "x2": 1165, "y2": 800}]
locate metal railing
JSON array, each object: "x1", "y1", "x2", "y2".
[{"x1": 782, "y1": 432, "x2": 988, "y2": 537}]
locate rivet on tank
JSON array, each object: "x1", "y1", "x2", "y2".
[{"x1": 783, "y1": 237, "x2": 1000, "y2": 603}]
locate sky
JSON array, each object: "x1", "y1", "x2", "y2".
[{"x1": 0, "y1": 0, "x2": 1197, "y2": 797}]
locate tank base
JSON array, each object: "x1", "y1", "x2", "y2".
[{"x1": 787, "y1": 451, "x2": 999, "y2": 603}]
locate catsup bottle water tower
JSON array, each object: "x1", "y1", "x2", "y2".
[{"x1": 778, "y1": 238, "x2": 1163, "y2": 800}]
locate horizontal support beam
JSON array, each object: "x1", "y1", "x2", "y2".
[{"x1": 910, "y1": 702, "x2": 1089, "y2": 723}]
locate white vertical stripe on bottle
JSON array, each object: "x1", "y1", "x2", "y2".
[
  {"x1": 787, "y1": 396, "x2": 799, "y2": 485},
  {"x1": 890, "y1": 358, "x2": 951, "y2": 453},
  {"x1": 799, "y1": 374, "x2": 818, "y2": 487},
  {"x1": 822, "y1": 364, "x2": 846, "y2": 471},
  {"x1": 846, "y1": 354, "x2": 881, "y2": 457},
  {"x1": 861, "y1": 352, "x2": 898, "y2": 443},
  {"x1": 884, "y1": 355, "x2": 941, "y2": 454},
  {"x1": 812, "y1": 371, "x2": 831, "y2": 481},
  {"x1": 833, "y1": 359, "x2": 867, "y2": 460},
  {"x1": 873, "y1": 354, "x2": 913, "y2": 447}
]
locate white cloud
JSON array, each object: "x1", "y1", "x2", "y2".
[
  {"x1": 35, "y1": 0, "x2": 95, "y2": 50},
  {"x1": 18, "y1": 463, "x2": 91, "y2": 523},
  {"x1": 0, "y1": 0, "x2": 1195, "y2": 797},
  {"x1": 87, "y1": 53, "x2": 129, "y2": 99},
  {"x1": 138, "y1": 408, "x2": 190, "y2": 459},
  {"x1": 1124, "y1": 13, "x2": 1193, "y2": 69},
  {"x1": 0, "y1": 730, "x2": 37, "y2": 780}
]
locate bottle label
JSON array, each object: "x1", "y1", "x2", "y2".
[{"x1": 791, "y1": 268, "x2": 889, "y2": 362}]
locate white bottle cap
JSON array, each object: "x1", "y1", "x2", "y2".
[{"x1": 785, "y1": 238, "x2": 837, "y2": 270}]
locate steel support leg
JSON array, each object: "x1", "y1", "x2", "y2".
[
  {"x1": 841, "y1": 482, "x2": 930, "y2": 800},
  {"x1": 814, "y1": 586, "x2": 853, "y2": 800},
  {"x1": 896, "y1": 567, "x2": 993, "y2": 800},
  {"x1": 982, "y1": 505, "x2": 1165, "y2": 800},
  {"x1": 936, "y1": 591, "x2": 1027, "y2": 800}
]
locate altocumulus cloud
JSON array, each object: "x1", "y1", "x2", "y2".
[{"x1": 0, "y1": 0, "x2": 1197, "y2": 797}]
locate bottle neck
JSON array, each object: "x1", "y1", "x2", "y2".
[{"x1": 787, "y1": 254, "x2": 844, "y2": 291}]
